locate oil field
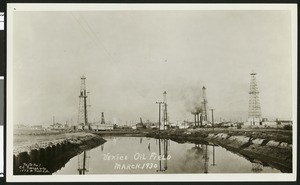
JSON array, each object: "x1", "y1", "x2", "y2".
[
  {"x1": 13, "y1": 72, "x2": 292, "y2": 174},
  {"x1": 9, "y1": 6, "x2": 294, "y2": 178}
]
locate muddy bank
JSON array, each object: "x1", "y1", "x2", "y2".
[
  {"x1": 146, "y1": 129, "x2": 292, "y2": 173},
  {"x1": 14, "y1": 132, "x2": 106, "y2": 175}
]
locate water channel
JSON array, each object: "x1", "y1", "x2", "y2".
[{"x1": 53, "y1": 137, "x2": 281, "y2": 174}]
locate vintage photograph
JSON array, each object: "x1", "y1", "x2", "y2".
[{"x1": 6, "y1": 4, "x2": 297, "y2": 182}]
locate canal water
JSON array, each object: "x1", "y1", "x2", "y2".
[{"x1": 54, "y1": 137, "x2": 281, "y2": 174}]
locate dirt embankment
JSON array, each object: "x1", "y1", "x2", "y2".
[
  {"x1": 146, "y1": 128, "x2": 292, "y2": 173},
  {"x1": 13, "y1": 131, "x2": 106, "y2": 175},
  {"x1": 14, "y1": 131, "x2": 106, "y2": 155}
]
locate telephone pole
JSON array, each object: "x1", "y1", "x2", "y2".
[
  {"x1": 210, "y1": 109, "x2": 215, "y2": 133},
  {"x1": 156, "y1": 102, "x2": 163, "y2": 132}
]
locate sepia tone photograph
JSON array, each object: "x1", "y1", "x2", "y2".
[{"x1": 6, "y1": 4, "x2": 297, "y2": 182}]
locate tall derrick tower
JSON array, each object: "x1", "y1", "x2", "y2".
[
  {"x1": 78, "y1": 75, "x2": 89, "y2": 130},
  {"x1": 248, "y1": 72, "x2": 262, "y2": 125},
  {"x1": 162, "y1": 91, "x2": 169, "y2": 130},
  {"x1": 202, "y1": 86, "x2": 208, "y2": 122}
]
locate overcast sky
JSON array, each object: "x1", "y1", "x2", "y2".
[{"x1": 12, "y1": 10, "x2": 293, "y2": 125}]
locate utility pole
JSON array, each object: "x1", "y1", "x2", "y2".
[
  {"x1": 156, "y1": 102, "x2": 163, "y2": 133},
  {"x1": 210, "y1": 109, "x2": 215, "y2": 133},
  {"x1": 202, "y1": 86, "x2": 208, "y2": 121}
]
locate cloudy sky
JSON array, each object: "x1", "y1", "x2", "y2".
[{"x1": 12, "y1": 9, "x2": 293, "y2": 125}]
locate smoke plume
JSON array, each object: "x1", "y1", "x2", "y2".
[{"x1": 182, "y1": 86, "x2": 204, "y2": 115}]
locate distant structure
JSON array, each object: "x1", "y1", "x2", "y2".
[
  {"x1": 247, "y1": 72, "x2": 262, "y2": 125},
  {"x1": 136, "y1": 117, "x2": 145, "y2": 129},
  {"x1": 77, "y1": 75, "x2": 89, "y2": 130},
  {"x1": 162, "y1": 91, "x2": 169, "y2": 130},
  {"x1": 202, "y1": 86, "x2": 208, "y2": 122},
  {"x1": 90, "y1": 112, "x2": 114, "y2": 131},
  {"x1": 100, "y1": 112, "x2": 105, "y2": 124}
]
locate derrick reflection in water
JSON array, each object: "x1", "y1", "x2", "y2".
[
  {"x1": 77, "y1": 151, "x2": 90, "y2": 175},
  {"x1": 211, "y1": 145, "x2": 216, "y2": 166},
  {"x1": 53, "y1": 137, "x2": 282, "y2": 174},
  {"x1": 179, "y1": 144, "x2": 216, "y2": 173},
  {"x1": 202, "y1": 144, "x2": 209, "y2": 173},
  {"x1": 156, "y1": 139, "x2": 169, "y2": 172}
]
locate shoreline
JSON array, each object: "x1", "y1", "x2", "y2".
[
  {"x1": 145, "y1": 128, "x2": 292, "y2": 173},
  {"x1": 13, "y1": 128, "x2": 292, "y2": 174},
  {"x1": 13, "y1": 131, "x2": 106, "y2": 174},
  {"x1": 91, "y1": 128, "x2": 292, "y2": 172}
]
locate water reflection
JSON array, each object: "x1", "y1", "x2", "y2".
[
  {"x1": 155, "y1": 139, "x2": 169, "y2": 172},
  {"x1": 53, "y1": 137, "x2": 282, "y2": 175},
  {"x1": 77, "y1": 151, "x2": 90, "y2": 175},
  {"x1": 203, "y1": 145, "x2": 209, "y2": 173},
  {"x1": 14, "y1": 142, "x2": 86, "y2": 175},
  {"x1": 211, "y1": 146, "x2": 216, "y2": 166},
  {"x1": 185, "y1": 144, "x2": 210, "y2": 173}
]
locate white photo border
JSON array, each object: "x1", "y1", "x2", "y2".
[{"x1": 6, "y1": 3, "x2": 298, "y2": 182}]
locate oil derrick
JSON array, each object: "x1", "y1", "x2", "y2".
[
  {"x1": 77, "y1": 75, "x2": 89, "y2": 130},
  {"x1": 248, "y1": 72, "x2": 262, "y2": 125},
  {"x1": 162, "y1": 91, "x2": 169, "y2": 130},
  {"x1": 78, "y1": 151, "x2": 89, "y2": 175},
  {"x1": 202, "y1": 86, "x2": 208, "y2": 122},
  {"x1": 140, "y1": 117, "x2": 143, "y2": 124},
  {"x1": 100, "y1": 112, "x2": 105, "y2": 124}
]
